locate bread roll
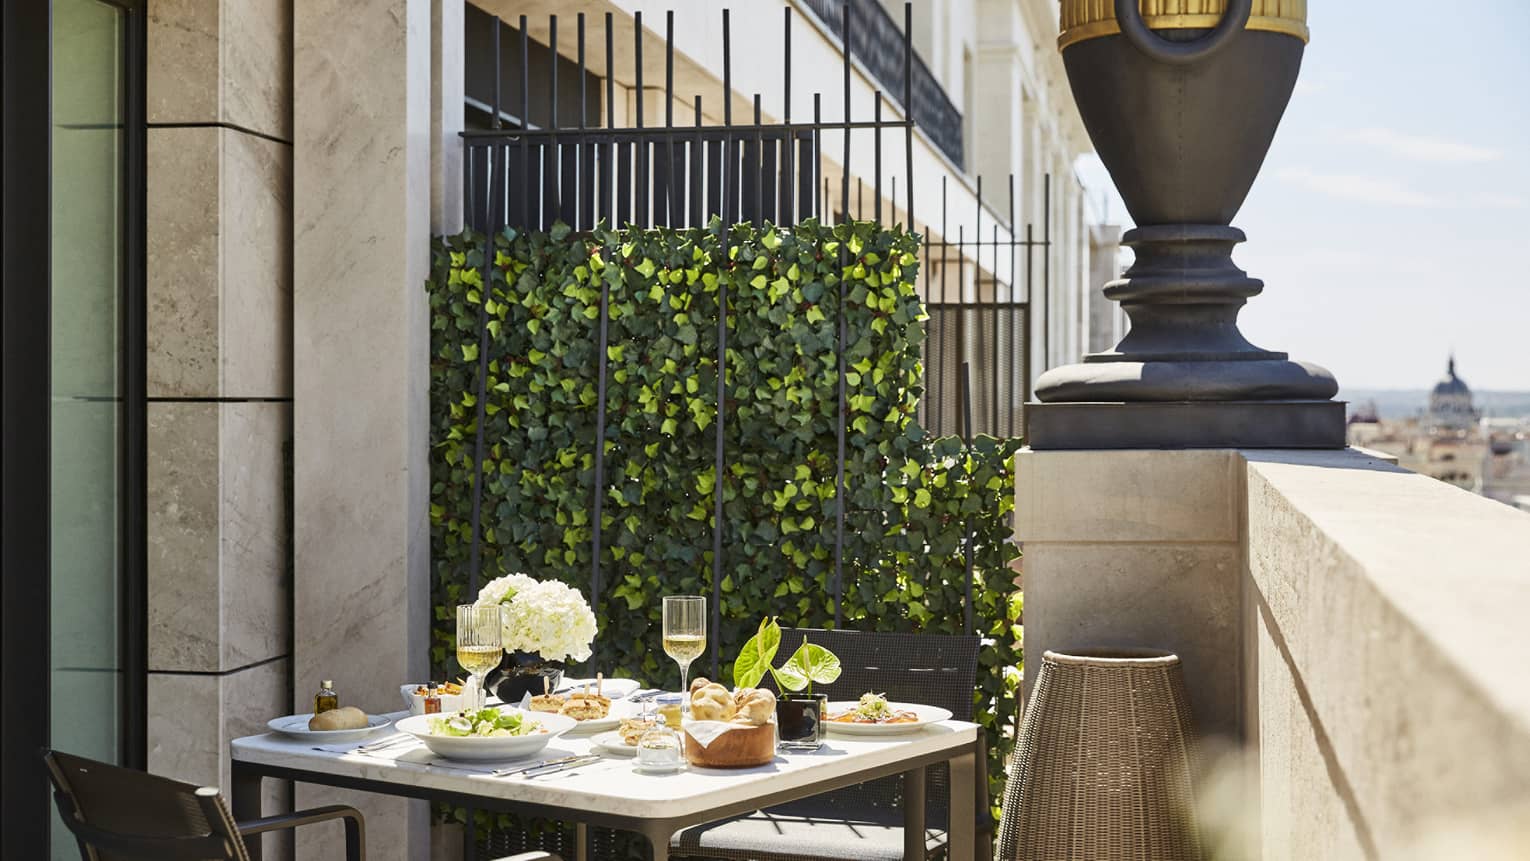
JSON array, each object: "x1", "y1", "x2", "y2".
[
  {"x1": 689, "y1": 676, "x2": 712, "y2": 694},
  {"x1": 732, "y1": 688, "x2": 775, "y2": 726},
  {"x1": 309, "y1": 706, "x2": 368, "y2": 731},
  {"x1": 690, "y1": 683, "x2": 737, "y2": 721}
]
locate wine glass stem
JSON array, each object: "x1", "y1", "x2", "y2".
[{"x1": 678, "y1": 660, "x2": 691, "y2": 699}]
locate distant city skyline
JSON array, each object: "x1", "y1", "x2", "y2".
[{"x1": 1076, "y1": 0, "x2": 1530, "y2": 391}]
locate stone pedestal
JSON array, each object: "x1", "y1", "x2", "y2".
[
  {"x1": 1015, "y1": 448, "x2": 1245, "y2": 741},
  {"x1": 1027, "y1": 401, "x2": 1347, "y2": 450}
]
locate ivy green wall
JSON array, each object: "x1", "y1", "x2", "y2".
[{"x1": 426, "y1": 218, "x2": 1022, "y2": 828}]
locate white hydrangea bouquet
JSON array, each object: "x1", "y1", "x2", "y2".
[{"x1": 475, "y1": 573, "x2": 597, "y2": 663}]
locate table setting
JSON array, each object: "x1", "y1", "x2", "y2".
[{"x1": 232, "y1": 575, "x2": 982, "y2": 860}]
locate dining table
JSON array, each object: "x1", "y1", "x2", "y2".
[{"x1": 230, "y1": 706, "x2": 982, "y2": 861}]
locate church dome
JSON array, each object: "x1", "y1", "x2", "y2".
[
  {"x1": 1428, "y1": 355, "x2": 1477, "y2": 430},
  {"x1": 1433, "y1": 357, "x2": 1470, "y2": 397}
]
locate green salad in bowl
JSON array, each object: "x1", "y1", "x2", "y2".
[{"x1": 428, "y1": 708, "x2": 544, "y2": 738}]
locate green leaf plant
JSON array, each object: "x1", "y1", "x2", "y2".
[
  {"x1": 732, "y1": 616, "x2": 843, "y2": 697},
  {"x1": 426, "y1": 218, "x2": 1023, "y2": 850}
]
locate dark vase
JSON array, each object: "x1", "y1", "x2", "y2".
[
  {"x1": 776, "y1": 693, "x2": 827, "y2": 750},
  {"x1": 483, "y1": 651, "x2": 565, "y2": 705}
]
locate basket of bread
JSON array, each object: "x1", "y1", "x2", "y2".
[{"x1": 681, "y1": 678, "x2": 777, "y2": 768}]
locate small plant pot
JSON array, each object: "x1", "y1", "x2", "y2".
[{"x1": 775, "y1": 693, "x2": 827, "y2": 750}]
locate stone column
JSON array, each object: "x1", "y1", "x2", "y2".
[
  {"x1": 293, "y1": 0, "x2": 433, "y2": 858},
  {"x1": 143, "y1": 2, "x2": 294, "y2": 857},
  {"x1": 1015, "y1": 449, "x2": 1246, "y2": 742}
]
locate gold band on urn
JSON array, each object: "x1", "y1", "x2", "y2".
[{"x1": 1058, "y1": 0, "x2": 1309, "y2": 50}]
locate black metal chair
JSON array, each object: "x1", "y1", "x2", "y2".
[
  {"x1": 672, "y1": 628, "x2": 988, "y2": 861},
  {"x1": 44, "y1": 750, "x2": 561, "y2": 861},
  {"x1": 44, "y1": 749, "x2": 366, "y2": 861}
]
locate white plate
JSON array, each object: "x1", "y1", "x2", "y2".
[
  {"x1": 822, "y1": 702, "x2": 953, "y2": 736},
  {"x1": 396, "y1": 708, "x2": 576, "y2": 762},
  {"x1": 558, "y1": 677, "x2": 640, "y2": 700},
  {"x1": 267, "y1": 713, "x2": 392, "y2": 743},
  {"x1": 559, "y1": 699, "x2": 644, "y2": 735},
  {"x1": 590, "y1": 731, "x2": 639, "y2": 757}
]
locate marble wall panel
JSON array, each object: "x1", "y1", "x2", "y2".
[
  {"x1": 147, "y1": 126, "x2": 291, "y2": 400},
  {"x1": 148, "y1": 0, "x2": 293, "y2": 140},
  {"x1": 148, "y1": 401, "x2": 290, "y2": 673},
  {"x1": 293, "y1": 0, "x2": 433, "y2": 855}
]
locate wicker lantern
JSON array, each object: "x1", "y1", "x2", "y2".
[{"x1": 998, "y1": 650, "x2": 1203, "y2": 861}]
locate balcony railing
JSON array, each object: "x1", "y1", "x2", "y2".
[{"x1": 800, "y1": 0, "x2": 964, "y2": 169}]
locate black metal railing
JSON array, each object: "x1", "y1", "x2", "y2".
[
  {"x1": 458, "y1": 0, "x2": 1049, "y2": 651},
  {"x1": 801, "y1": 0, "x2": 964, "y2": 168}
]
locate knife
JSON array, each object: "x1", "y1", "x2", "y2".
[
  {"x1": 491, "y1": 754, "x2": 582, "y2": 777},
  {"x1": 520, "y1": 754, "x2": 601, "y2": 779}
]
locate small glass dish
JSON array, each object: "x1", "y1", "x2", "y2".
[
  {"x1": 655, "y1": 693, "x2": 683, "y2": 729},
  {"x1": 633, "y1": 723, "x2": 684, "y2": 773}
]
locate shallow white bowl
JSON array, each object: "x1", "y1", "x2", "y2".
[{"x1": 396, "y1": 708, "x2": 576, "y2": 761}]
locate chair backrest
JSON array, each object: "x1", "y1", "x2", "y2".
[
  {"x1": 43, "y1": 750, "x2": 249, "y2": 861},
  {"x1": 773, "y1": 628, "x2": 982, "y2": 831}
]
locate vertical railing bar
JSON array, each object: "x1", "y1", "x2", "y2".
[
  {"x1": 723, "y1": 8, "x2": 733, "y2": 224},
  {"x1": 664, "y1": 10, "x2": 675, "y2": 226},
  {"x1": 813, "y1": 94, "x2": 822, "y2": 221},
  {"x1": 1008, "y1": 174, "x2": 1017, "y2": 437},
  {"x1": 782, "y1": 6, "x2": 794, "y2": 224},
  {"x1": 635, "y1": 11, "x2": 646, "y2": 228},
  {"x1": 692, "y1": 96, "x2": 703, "y2": 227},
  {"x1": 466, "y1": 144, "x2": 477, "y2": 232},
  {"x1": 956, "y1": 224, "x2": 965, "y2": 435},
  {"x1": 960, "y1": 362, "x2": 974, "y2": 635},
  {"x1": 873, "y1": 94, "x2": 882, "y2": 224},
  {"x1": 710, "y1": 6, "x2": 733, "y2": 681},
  {"x1": 550, "y1": 15, "x2": 560, "y2": 222},
  {"x1": 974, "y1": 175, "x2": 983, "y2": 431},
  {"x1": 1024, "y1": 222, "x2": 1034, "y2": 405},
  {"x1": 833, "y1": 0, "x2": 852, "y2": 628},
  {"x1": 519, "y1": 16, "x2": 529, "y2": 229},
  {"x1": 904, "y1": 1, "x2": 914, "y2": 224},
  {"x1": 604, "y1": 13, "x2": 615, "y2": 224},
  {"x1": 938, "y1": 174, "x2": 947, "y2": 435},
  {"x1": 1042, "y1": 172, "x2": 1051, "y2": 371},
  {"x1": 992, "y1": 223, "x2": 1000, "y2": 436},
  {"x1": 577, "y1": 13, "x2": 587, "y2": 230},
  {"x1": 857, "y1": 176, "x2": 863, "y2": 220},
  {"x1": 753, "y1": 94, "x2": 763, "y2": 227}
]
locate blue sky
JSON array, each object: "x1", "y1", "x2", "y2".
[{"x1": 1076, "y1": 0, "x2": 1530, "y2": 391}]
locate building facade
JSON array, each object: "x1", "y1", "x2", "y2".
[
  {"x1": 2, "y1": 1, "x2": 1114, "y2": 858},
  {"x1": 1349, "y1": 356, "x2": 1530, "y2": 504}
]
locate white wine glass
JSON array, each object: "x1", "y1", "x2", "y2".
[
  {"x1": 456, "y1": 604, "x2": 502, "y2": 711},
  {"x1": 662, "y1": 595, "x2": 706, "y2": 701}
]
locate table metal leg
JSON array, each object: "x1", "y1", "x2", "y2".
[
  {"x1": 641, "y1": 822, "x2": 671, "y2": 861},
  {"x1": 949, "y1": 746, "x2": 978, "y2": 861},
  {"x1": 574, "y1": 822, "x2": 588, "y2": 861},
  {"x1": 231, "y1": 762, "x2": 265, "y2": 861},
  {"x1": 903, "y1": 765, "x2": 928, "y2": 858}
]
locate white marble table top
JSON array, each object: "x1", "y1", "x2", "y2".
[{"x1": 231, "y1": 710, "x2": 979, "y2": 820}]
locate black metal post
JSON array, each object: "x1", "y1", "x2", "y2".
[
  {"x1": 903, "y1": 2, "x2": 914, "y2": 222},
  {"x1": 960, "y1": 363, "x2": 974, "y2": 635},
  {"x1": 833, "y1": 0, "x2": 852, "y2": 627},
  {"x1": 710, "y1": 8, "x2": 732, "y2": 679},
  {"x1": 635, "y1": 11, "x2": 646, "y2": 228},
  {"x1": 1008, "y1": 174, "x2": 1017, "y2": 437}
]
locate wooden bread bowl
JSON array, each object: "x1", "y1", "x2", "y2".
[{"x1": 682, "y1": 720, "x2": 776, "y2": 768}]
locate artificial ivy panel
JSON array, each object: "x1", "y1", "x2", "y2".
[{"x1": 426, "y1": 219, "x2": 1022, "y2": 836}]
